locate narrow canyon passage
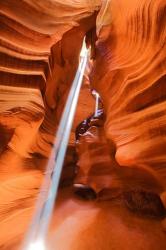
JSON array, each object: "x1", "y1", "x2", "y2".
[{"x1": 0, "y1": 0, "x2": 166, "y2": 249}]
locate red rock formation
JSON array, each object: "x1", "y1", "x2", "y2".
[
  {"x1": 0, "y1": 1, "x2": 100, "y2": 248},
  {"x1": 74, "y1": 109, "x2": 119, "y2": 194},
  {"x1": 91, "y1": 0, "x2": 166, "y2": 202},
  {"x1": 0, "y1": 0, "x2": 166, "y2": 249}
]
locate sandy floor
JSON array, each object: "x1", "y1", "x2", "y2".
[
  {"x1": 48, "y1": 187, "x2": 166, "y2": 250},
  {"x1": 1, "y1": 185, "x2": 166, "y2": 250}
]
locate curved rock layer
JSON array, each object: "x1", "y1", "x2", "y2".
[
  {"x1": 91, "y1": 0, "x2": 166, "y2": 199},
  {"x1": 74, "y1": 108, "x2": 166, "y2": 219},
  {"x1": 0, "y1": 1, "x2": 99, "y2": 248},
  {"x1": 0, "y1": 0, "x2": 100, "y2": 155},
  {"x1": 0, "y1": 0, "x2": 166, "y2": 249}
]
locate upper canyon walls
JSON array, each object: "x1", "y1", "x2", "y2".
[{"x1": 0, "y1": 0, "x2": 101, "y2": 159}]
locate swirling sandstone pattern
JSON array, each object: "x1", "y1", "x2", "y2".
[
  {"x1": 0, "y1": 1, "x2": 100, "y2": 248},
  {"x1": 91, "y1": 0, "x2": 166, "y2": 201},
  {"x1": 0, "y1": 0, "x2": 101, "y2": 156},
  {"x1": 0, "y1": 0, "x2": 166, "y2": 249}
]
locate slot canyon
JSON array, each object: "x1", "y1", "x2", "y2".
[{"x1": 0, "y1": 0, "x2": 166, "y2": 249}]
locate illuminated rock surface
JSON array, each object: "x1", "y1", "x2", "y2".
[
  {"x1": 91, "y1": 0, "x2": 166, "y2": 203},
  {"x1": 0, "y1": 0, "x2": 166, "y2": 249}
]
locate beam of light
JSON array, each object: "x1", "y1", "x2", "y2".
[
  {"x1": 95, "y1": 92, "x2": 100, "y2": 116},
  {"x1": 21, "y1": 38, "x2": 89, "y2": 250},
  {"x1": 27, "y1": 240, "x2": 45, "y2": 250},
  {"x1": 92, "y1": 89, "x2": 100, "y2": 116}
]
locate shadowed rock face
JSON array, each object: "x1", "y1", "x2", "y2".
[
  {"x1": 74, "y1": 108, "x2": 119, "y2": 193},
  {"x1": 0, "y1": 0, "x2": 166, "y2": 249},
  {"x1": 74, "y1": 107, "x2": 166, "y2": 219}
]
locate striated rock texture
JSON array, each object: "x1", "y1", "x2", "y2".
[
  {"x1": 0, "y1": 1, "x2": 99, "y2": 248},
  {"x1": 0, "y1": 0, "x2": 166, "y2": 249},
  {"x1": 74, "y1": 107, "x2": 166, "y2": 218},
  {"x1": 91, "y1": 0, "x2": 166, "y2": 202},
  {"x1": 0, "y1": 0, "x2": 100, "y2": 157}
]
